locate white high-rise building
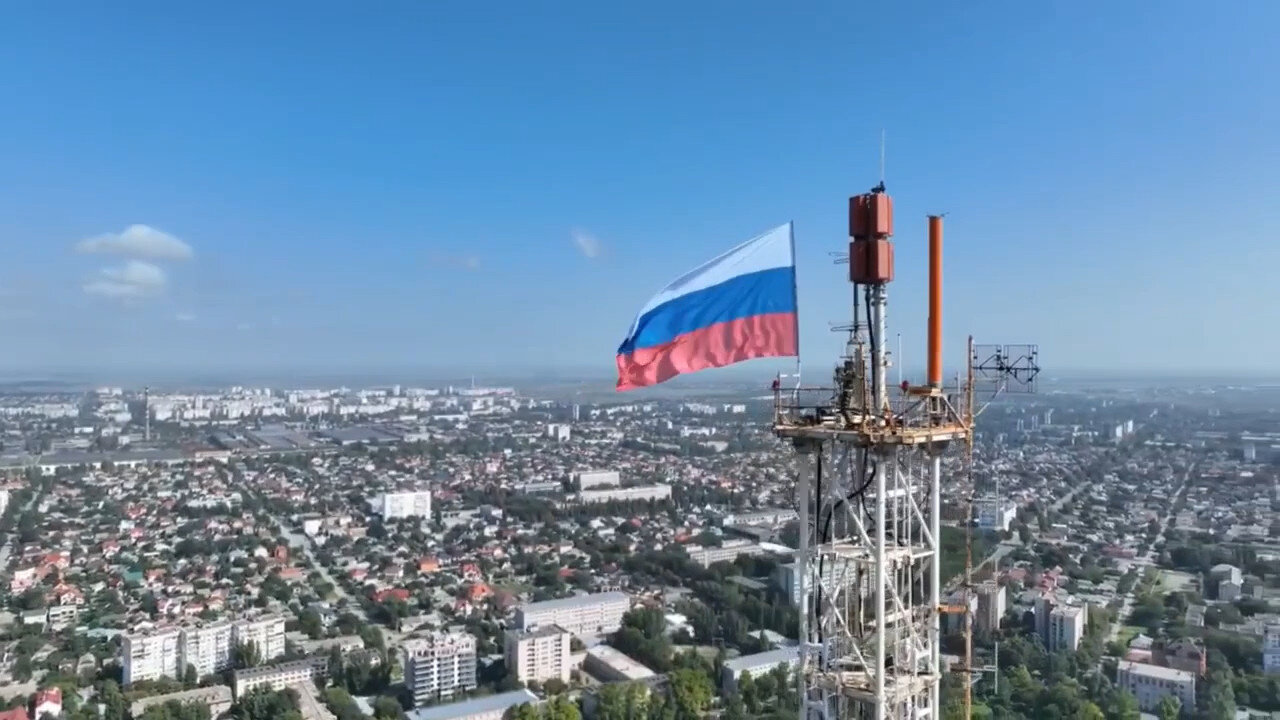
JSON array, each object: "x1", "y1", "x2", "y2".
[
  {"x1": 975, "y1": 497, "x2": 1017, "y2": 531},
  {"x1": 546, "y1": 424, "x2": 571, "y2": 442},
  {"x1": 1264, "y1": 624, "x2": 1280, "y2": 674},
  {"x1": 401, "y1": 633, "x2": 478, "y2": 707},
  {"x1": 374, "y1": 490, "x2": 432, "y2": 520},
  {"x1": 515, "y1": 591, "x2": 630, "y2": 636},
  {"x1": 504, "y1": 625, "x2": 571, "y2": 684},
  {"x1": 1048, "y1": 605, "x2": 1086, "y2": 652},
  {"x1": 773, "y1": 559, "x2": 876, "y2": 606},
  {"x1": 976, "y1": 582, "x2": 1007, "y2": 635},
  {"x1": 0, "y1": 490, "x2": 8, "y2": 517},
  {"x1": 179, "y1": 622, "x2": 236, "y2": 678},
  {"x1": 233, "y1": 615, "x2": 287, "y2": 663},
  {"x1": 123, "y1": 628, "x2": 182, "y2": 686}
]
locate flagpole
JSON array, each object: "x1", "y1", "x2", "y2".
[{"x1": 789, "y1": 221, "x2": 802, "y2": 400}]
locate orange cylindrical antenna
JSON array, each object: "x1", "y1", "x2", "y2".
[{"x1": 927, "y1": 215, "x2": 943, "y2": 387}]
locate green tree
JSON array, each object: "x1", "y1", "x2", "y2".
[
  {"x1": 183, "y1": 663, "x2": 199, "y2": 689},
  {"x1": 1108, "y1": 690, "x2": 1141, "y2": 720},
  {"x1": 542, "y1": 695, "x2": 581, "y2": 720},
  {"x1": 505, "y1": 704, "x2": 541, "y2": 720},
  {"x1": 299, "y1": 609, "x2": 325, "y2": 639},
  {"x1": 1156, "y1": 695, "x2": 1181, "y2": 720},
  {"x1": 232, "y1": 640, "x2": 262, "y2": 670},
  {"x1": 373, "y1": 695, "x2": 405, "y2": 719},
  {"x1": 668, "y1": 668, "x2": 713, "y2": 720}
]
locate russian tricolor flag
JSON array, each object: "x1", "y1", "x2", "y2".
[{"x1": 616, "y1": 223, "x2": 799, "y2": 391}]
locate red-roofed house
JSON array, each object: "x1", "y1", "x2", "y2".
[
  {"x1": 33, "y1": 687, "x2": 61, "y2": 718},
  {"x1": 463, "y1": 583, "x2": 492, "y2": 602},
  {"x1": 50, "y1": 583, "x2": 84, "y2": 606},
  {"x1": 374, "y1": 588, "x2": 410, "y2": 603},
  {"x1": 0, "y1": 707, "x2": 29, "y2": 720}
]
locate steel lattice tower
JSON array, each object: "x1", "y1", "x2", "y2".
[{"x1": 774, "y1": 188, "x2": 969, "y2": 720}]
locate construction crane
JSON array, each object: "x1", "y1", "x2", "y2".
[{"x1": 773, "y1": 188, "x2": 1038, "y2": 720}]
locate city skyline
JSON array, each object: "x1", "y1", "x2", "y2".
[{"x1": 2, "y1": 2, "x2": 1278, "y2": 376}]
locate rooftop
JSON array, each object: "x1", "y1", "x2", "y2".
[
  {"x1": 511, "y1": 624, "x2": 569, "y2": 640},
  {"x1": 587, "y1": 646, "x2": 656, "y2": 681},
  {"x1": 723, "y1": 647, "x2": 800, "y2": 674},
  {"x1": 406, "y1": 689, "x2": 539, "y2": 720},
  {"x1": 521, "y1": 590, "x2": 628, "y2": 613},
  {"x1": 1118, "y1": 660, "x2": 1196, "y2": 682}
]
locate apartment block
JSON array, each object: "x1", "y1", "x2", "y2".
[
  {"x1": 402, "y1": 632, "x2": 479, "y2": 707},
  {"x1": 1117, "y1": 661, "x2": 1196, "y2": 714},
  {"x1": 1265, "y1": 624, "x2": 1280, "y2": 674},
  {"x1": 773, "y1": 559, "x2": 873, "y2": 606},
  {"x1": 504, "y1": 625, "x2": 571, "y2": 685},
  {"x1": 1048, "y1": 605, "x2": 1085, "y2": 653},
  {"x1": 179, "y1": 621, "x2": 236, "y2": 678},
  {"x1": 233, "y1": 657, "x2": 326, "y2": 697},
  {"x1": 573, "y1": 470, "x2": 619, "y2": 490},
  {"x1": 232, "y1": 615, "x2": 287, "y2": 662},
  {"x1": 123, "y1": 628, "x2": 182, "y2": 686},
  {"x1": 683, "y1": 540, "x2": 764, "y2": 568},
  {"x1": 975, "y1": 582, "x2": 1006, "y2": 635},
  {"x1": 576, "y1": 484, "x2": 671, "y2": 505},
  {"x1": 375, "y1": 490, "x2": 433, "y2": 520},
  {"x1": 515, "y1": 591, "x2": 630, "y2": 637}
]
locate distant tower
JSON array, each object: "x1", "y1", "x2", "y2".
[
  {"x1": 1043, "y1": 408, "x2": 1053, "y2": 426},
  {"x1": 572, "y1": 404, "x2": 581, "y2": 423},
  {"x1": 144, "y1": 386, "x2": 151, "y2": 442}
]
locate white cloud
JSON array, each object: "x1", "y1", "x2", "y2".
[
  {"x1": 175, "y1": 312, "x2": 197, "y2": 322},
  {"x1": 76, "y1": 224, "x2": 193, "y2": 260},
  {"x1": 83, "y1": 260, "x2": 167, "y2": 300},
  {"x1": 571, "y1": 229, "x2": 602, "y2": 259}
]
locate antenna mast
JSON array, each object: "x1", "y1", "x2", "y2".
[{"x1": 774, "y1": 187, "x2": 1041, "y2": 720}]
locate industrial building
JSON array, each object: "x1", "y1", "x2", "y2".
[
  {"x1": 504, "y1": 625, "x2": 571, "y2": 685},
  {"x1": 515, "y1": 591, "x2": 630, "y2": 636},
  {"x1": 401, "y1": 633, "x2": 479, "y2": 706}
]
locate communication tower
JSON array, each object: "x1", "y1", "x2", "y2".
[{"x1": 773, "y1": 185, "x2": 1038, "y2": 720}]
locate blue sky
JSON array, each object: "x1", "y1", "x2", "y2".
[{"x1": 1, "y1": 2, "x2": 1277, "y2": 380}]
